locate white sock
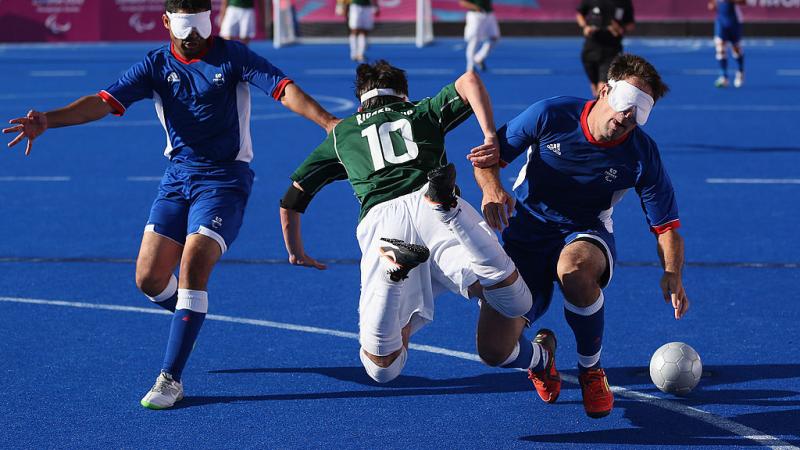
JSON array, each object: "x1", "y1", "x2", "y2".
[
  {"x1": 349, "y1": 34, "x2": 357, "y2": 59},
  {"x1": 465, "y1": 38, "x2": 478, "y2": 71},
  {"x1": 474, "y1": 40, "x2": 495, "y2": 64},
  {"x1": 357, "y1": 34, "x2": 367, "y2": 58}
]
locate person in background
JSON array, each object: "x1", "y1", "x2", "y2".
[{"x1": 576, "y1": 0, "x2": 634, "y2": 96}]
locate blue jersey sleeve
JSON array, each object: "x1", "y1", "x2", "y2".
[
  {"x1": 498, "y1": 100, "x2": 546, "y2": 164},
  {"x1": 635, "y1": 139, "x2": 680, "y2": 234},
  {"x1": 100, "y1": 58, "x2": 154, "y2": 116},
  {"x1": 237, "y1": 45, "x2": 291, "y2": 100}
]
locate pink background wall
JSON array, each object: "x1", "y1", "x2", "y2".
[{"x1": 0, "y1": 0, "x2": 797, "y2": 42}]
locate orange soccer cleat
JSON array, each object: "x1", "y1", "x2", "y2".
[
  {"x1": 579, "y1": 367, "x2": 614, "y2": 418},
  {"x1": 527, "y1": 328, "x2": 561, "y2": 404}
]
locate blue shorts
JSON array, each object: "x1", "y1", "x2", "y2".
[
  {"x1": 715, "y1": 21, "x2": 741, "y2": 44},
  {"x1": 145, "y1": 162, "x2": 254, "y2": 254},
  {"x1": 502, "y1": 217, "x2": 617, "y2": 324}
]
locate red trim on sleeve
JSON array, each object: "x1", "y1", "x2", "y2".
[
  {"x1": 499, "y1": 159, "x2": 509, "y2": 169},
  {"x1": 271, "y1": 78, "x2": 294, "y2": 100},
  {"x1": 580, "y1": 100, "x2": 630, "y2": 148},
  {"x1": 651, "y1": 219, "x2": 681, "y2": 235},
  {"x1": 98, "y1": 90, "x2": 125, "y2": 116}
]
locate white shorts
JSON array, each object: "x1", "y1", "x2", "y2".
[
  {"x1": 464, "y1": 11, "x2": 500, "y2": 41},
  {"x1": 220, "y1": 5, "x2": 257, "y2": 39},
  {"x1": 356, "y1": 187, "x2": 509, "y2": 357},
  {"x1": 349, "y1": 4, "x2": 376, "y2": 31}
]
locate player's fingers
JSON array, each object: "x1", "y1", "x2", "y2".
[
  {"x1": 2, "y1": 124, "x2": 23, "y2": 134},
  {"x1": 483, "y1": 204, "x2": 500, "y2": 230},
  {"x1": 25, "y1": 139, "x2": 33, "y2": 156},
  {"x1": 8, "y1": 117, "x2": 27, "y2": 125},
  {"x1": 8, "y1": 132, "x2": 25, "y2": 148},
  {"x1": 671, "y1": 292, "x2": 681, "y2": 319}
]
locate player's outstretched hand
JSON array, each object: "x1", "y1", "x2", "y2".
[
  {"x1": 289, "y1": 252, "x2": 328, "y2": 270},
  {"x1": 481, "y1": 186, "x2": 515, "y2": 232},
  {"x1": 467, "y1": 135, "x2": 500, "y2": 168},
  {"x1": 3, "y1": 110, "x2": 48, "y2": 156},
  {"x1": 660, "y1": 271, "x2": 689, "y2": 320}
]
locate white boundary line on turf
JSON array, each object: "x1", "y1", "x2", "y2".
[
  {"x1": 0, "y1": 296, "x2": 796, "y2": 449},
  {"x1": 707, "y1": 178, "x2": 800, "y2": 185},
  {"x1": 0, "y1": 176, "x2": 70, "y2": 182},
  {"x1": 29, "y1": 70, "x2": 86, "y2": 77}
]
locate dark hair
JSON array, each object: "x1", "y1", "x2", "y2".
[
  {"x1": 607, "y1": 54, "x2": 670, "y2": 101},
  {"x1": 165, "y1": 0, "x2": 212, "y2": 13},
  {"x1": 354, "y1": 60, "x2": 409, "y2": 110}
]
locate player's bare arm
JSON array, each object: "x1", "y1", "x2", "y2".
[
  {"x1": 473, "y1": 164, "x2": 514, "y2": 232},
  {"x1": 279, "y1": 182, "x2": 328, "y2": 270},
  {"x1": 656, "y1": 229, "x2": 689, "y2": 320},
  {"x1": 279, "y1": 83, "x2": 340, "y2": 133},
  {"x1": 3, "y1": 94, "x2": 113, "y2": 155},
  {"x1": 453, "y1": 71, "x2": 500, "y2": 168},
  {"x1": 576, "y1": 13, "x2": 596, "y2": 36}
]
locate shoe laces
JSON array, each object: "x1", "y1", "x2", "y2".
[
  {"x1": 581, "y1": 370, "x2": 608, "y2": 397},
  {"x1": 152, "y1": 374, "x2": 178, "y2": 395}
]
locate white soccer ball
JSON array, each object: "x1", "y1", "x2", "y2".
[{"x1": 649, "y1": 342, "x2": 702, "y2": 395}]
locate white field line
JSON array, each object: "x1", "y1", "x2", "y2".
[
  {"x1": 0, "y1": 176, "x2": 70, "y2": 181},
  {"x1": 681, "y1": 69, "x2": 719, "y2": 75},
  {"x1": 0, "y1": 295, "x2": 796, "y2": 450},
  {"x1": 126, "y1": 176, "x2": 162, "y2": 181},
  {"x1": 29, "y1": 70, "x2": 86, "y2": 77},
  {"x1": 707, "y1": 178, "x2": 800, "y2": 185},
  {"x1": 777, "y1": 70, "x2": 800, "y2": 76}
]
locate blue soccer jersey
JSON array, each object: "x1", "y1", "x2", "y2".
[
  {"x1": 498, "y1": 96, "x2": 680, "y2": 238},
  {"x1": 99, "y1": 37, "x2": 291, "y2": 166}
]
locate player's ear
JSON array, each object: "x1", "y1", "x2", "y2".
[{"x1": 162, "y1": 14, "x2": 171, "y2": 31}]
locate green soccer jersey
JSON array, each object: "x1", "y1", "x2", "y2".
[
  {"x1": 228, "y1": 0, "x2": 254, "y2": 8},
  {"x1": 291, "y1": 83, "x2": 473, "y2": 221},
  {"x1": 466, "y1": 0, "x2": 493, "y2": 13},
  {"x1": 350, "y1": 0, "x2": 373, "y2": 6}
]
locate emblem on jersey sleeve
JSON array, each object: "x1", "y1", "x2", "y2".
[
  {"x1": 604, "y1": 168, "x2": 618, "y2": 182},
  {"x1": 212, "y1": 216, "x2": 223, "y2": 229},
  {"x1": 546, "y1": 143, "x2": 561, "y2": 156},
  {"x1": 213, "y1": 73, "x2": 225, "y2": 87},
  {"x1": 167, "y1": 72, "x2": 180, "y2": 84}
]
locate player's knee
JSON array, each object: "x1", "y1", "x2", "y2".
[
  {"x1": 732, "y1": 47, "x2": 743, "y2": 58},
  {"x1": 477, "y1": 341, "x2": 513, "y2": 367},
  {"x1": 482, "y1": 273, "x2": 532, "y2": 318},
  {"x1": 135, "y1": 269, "x2": 171, "y2": 297},
  {"x1": 558, "y1": 265, "x2": 600, "y2": 307},
  {"x1": 360, "y1": 347, "x2": 407, "y2": 383}
]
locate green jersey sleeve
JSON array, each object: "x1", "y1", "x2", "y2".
[
  {"x1": 420, "y1": 83, "x2": 473, "y2": 134},
  {"x1": 290, "y1": 134, "x2": 348, "y2": 197}
]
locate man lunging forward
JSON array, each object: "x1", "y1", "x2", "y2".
[
  {"x1": 3, "y1": 0, "x2": 337, "y2": 409},
  {"x1": 280, "y1": 61, "x2": 557, "y2": 383}
]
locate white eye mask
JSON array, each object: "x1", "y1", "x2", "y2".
[
  {"x1": 607, "y1": 79, "x2": 655, "y2": 126},
  {"x1": 359, "y1": 88, "x2": 409, "y2": 103},
  {"x1": 166, "y1": 11, "x2": 212, "y2": 40}
]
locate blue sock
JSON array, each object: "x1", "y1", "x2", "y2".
[
  {"x1": 500, "y1": 335, "x2": 548, "y2": 371},
  {"x1": 734, "y1": 54, "x2": 744, "y2": 72},
  {"x1": 564, "y1": 292, "x2": 604, "y2": 373},
  {"x1": 161, "y1": 289, "x2": 207, "y2": 382},
  {"x1": 147, "y1": 274, "x2": 178, "y2": 312},
  {"x1": 718, "y1": 57, "x2": 728, "y2": 78}
]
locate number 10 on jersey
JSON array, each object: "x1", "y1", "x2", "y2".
[{"x1": 361, "y1": 119, "x2": 420, "y2": 171}]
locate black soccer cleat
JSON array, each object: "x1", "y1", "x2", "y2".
[
  {"x1": 425, "y1": 163, "x2": 458, "y2": 211},
  {"x1": 379, "y1": 238, "x2": 430, "y2": 282}
]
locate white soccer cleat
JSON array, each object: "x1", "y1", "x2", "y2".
[
  {"x1": 140, "y1": 372, "x2": 184, "y2": 410},
  {"x1": 714, "y1": 76, "x2": 729, "y2": 88},
  {"x1": 734, "y1": 71, "x2": 744, "y2": 88}
]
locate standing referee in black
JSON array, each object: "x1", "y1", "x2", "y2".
[{"x1": 576, "y1": 0, "x2": 635, "y2": 96}]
